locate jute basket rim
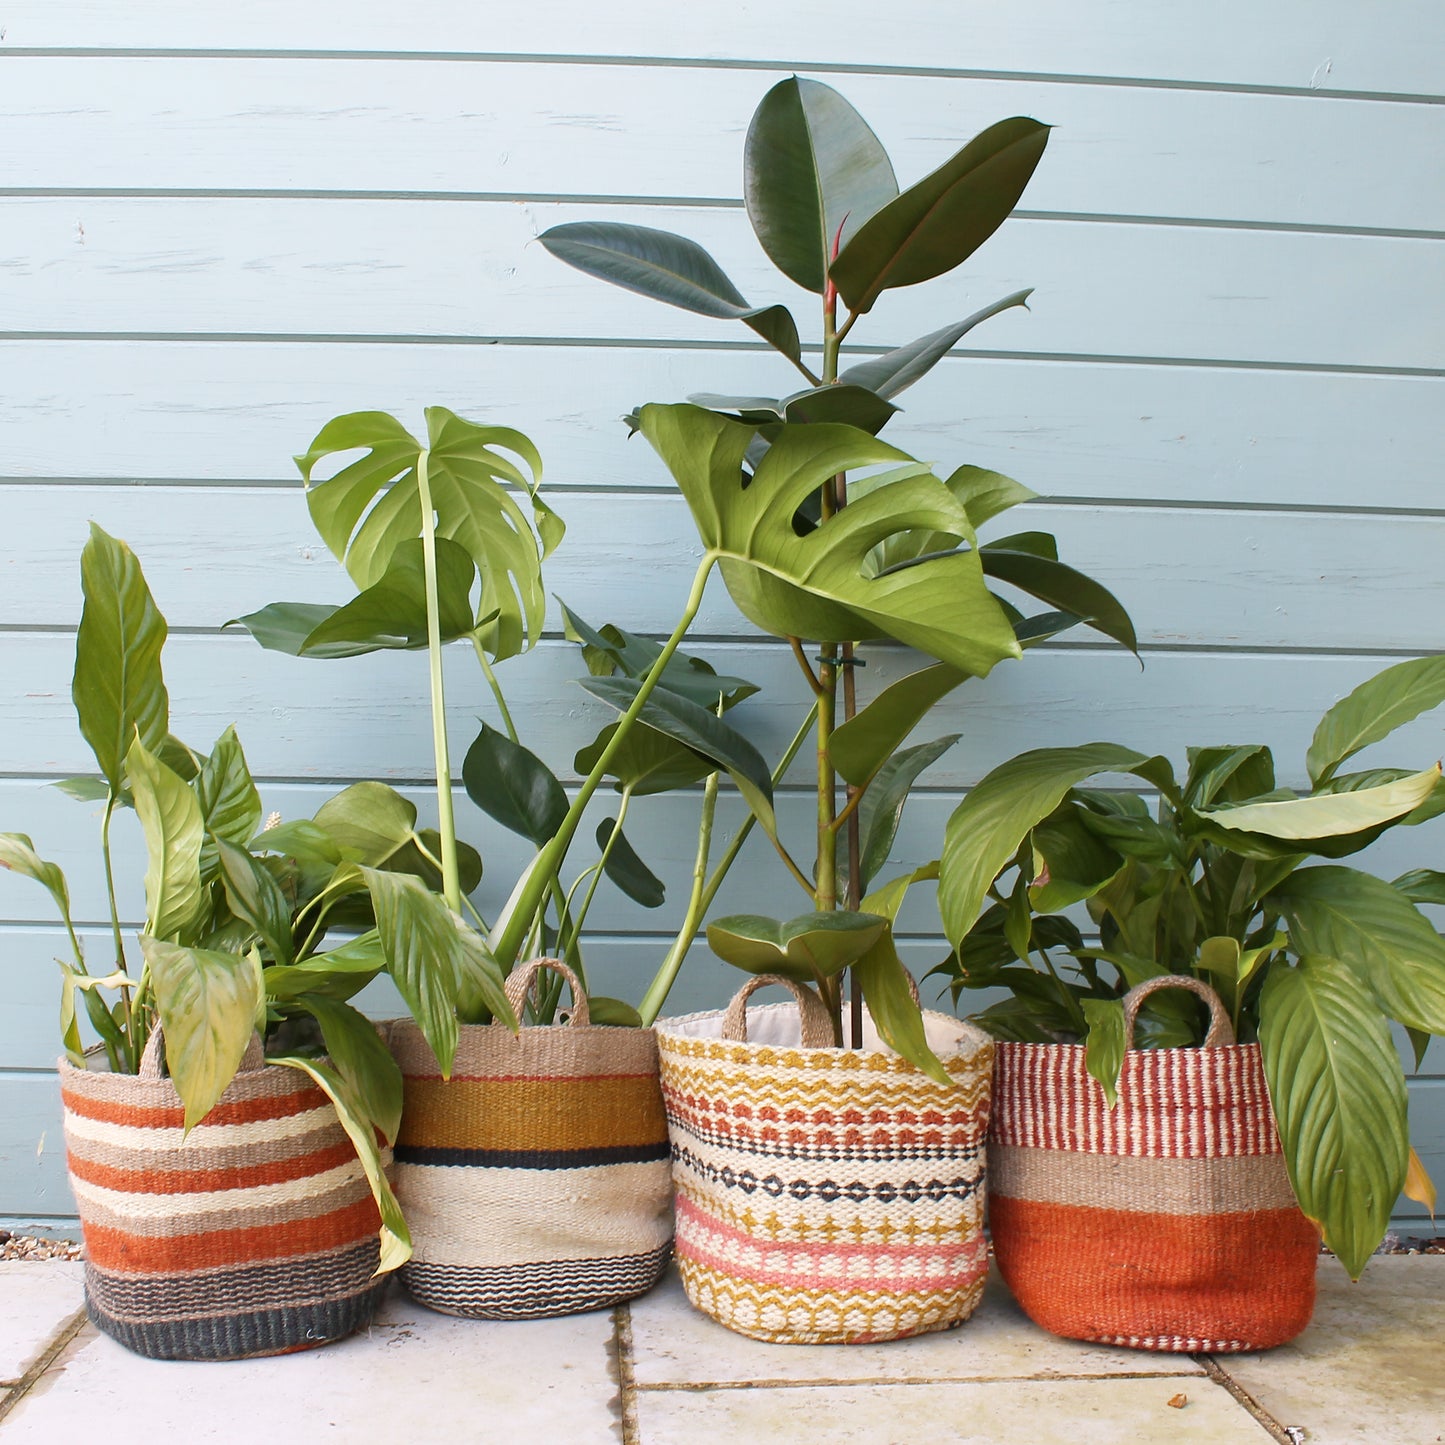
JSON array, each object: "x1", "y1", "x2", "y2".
[
  {"x1": 384, "y1": 1016, "x2": 655, "y2": 1040},
  {"x1": 996, "y1": 1038, "x2": 1263, "y2": 1058}
]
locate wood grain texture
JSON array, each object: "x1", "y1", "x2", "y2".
[
  {"x1": 3, "y1": 0, "x2": 1442, "y2": 98},
  {"x1": 1, "y1": 342, "x2": 1438, "y2": 510},
  {"x1": 6, "y1": 58, "x2": 1443, "y2": 232},
  {"x1": 3, "y1": 198, "x2": 1440, "y2": 371}
]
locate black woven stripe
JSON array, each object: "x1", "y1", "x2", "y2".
[
  {"x1": 394, "y1": 1141, "x2": 669, "y2": 1169},
  {"x1": 670, "y1": 1123, "x2": 986, "y2": 1165},
  {"x1": 401, "y1": 1243, "x2": 671, "y2": 1320},
  {"x1": 84, "y1": 1241, "x2": 380, "y2": 1320},
  {"x1": 671, "y1": 1142, "x2": 985, "y2": 1206},
  {"x1": 86, "y1": 1276, "x2": 388, "y2": 1361}
]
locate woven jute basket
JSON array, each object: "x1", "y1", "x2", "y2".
[
  {"x1": 59, "y1": 1032, "x2": 389, "y2": 1361},
  {"x1": 656, "y1": 974, "x2": 994, "y2": 1345},
  {"x1": 989, "y1": 975, "x2": 1320, "y2": 1353},
  {"x1": 389, "y1": 958, "x2": 673, "y2": 1319}
]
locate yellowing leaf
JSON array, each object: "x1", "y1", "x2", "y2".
[{"x1": 1405, "y1": 1146, "x2": 1438, "y2": 1219}]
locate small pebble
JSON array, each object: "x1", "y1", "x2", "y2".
[
  {"x1": 0, "y1": 1233, "x2": 84, "y2": 1262},
  {"x1": 1166, "y1": 1393, "x2": 1188, "y2": 1410}
]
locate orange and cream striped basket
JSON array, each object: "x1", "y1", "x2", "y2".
[
  {"x1": 656, "y1": 974, "x2": 995, "y2": 1345},
  {"x1": 59, "y1": 1032, "x2": 389, "y2": 1361},
  {"x1": 989, "y1": 975, "x2": 1319, "y2": 1353},
  {"x1": 389, "y1": 958, "x2": 673, "y2": 1319}
]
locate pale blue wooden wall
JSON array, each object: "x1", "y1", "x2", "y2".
[{"x1": 1, "y1": 2, "x2": 1441, "y2": 1235}]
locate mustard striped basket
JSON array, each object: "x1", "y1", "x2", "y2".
[
  {"x1": 656, "y1": 975, "x2": 995, "y2": 1345},
  {"x1": 389, "y1": 958, "x2": 673, "y2": 1318},
  {"x1": 59, "y1": 1033, "x2": 389, "y2": 1361}
]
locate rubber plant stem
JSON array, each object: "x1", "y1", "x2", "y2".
[
  {"x1": 414, "y1": 450, "x2": 461, "y2": 913},
  {"x1": 561, "y1": 783, "x2": 635, "y2": 956},
  {"x1": 490, "y1": 552, "x2": 718, "y2": 971},
  {"x1": 474, "y1": 639, "x2": 519, "y2": 744}
]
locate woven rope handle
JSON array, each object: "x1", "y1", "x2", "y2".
[
  {"x1": 1121, "y1": 974, "x2": 1235, "y2": 1049},
  {"x1": 139, "y1": 1028, "x2": 266, "y2": 1080},
  {"x1": 721, "y1": 974, "x2": 835, "y2": 1048},
  {"x1": 503, "y1": 956, "x2": 590, "y2": 1027}
]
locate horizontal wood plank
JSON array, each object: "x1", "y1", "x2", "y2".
[{"x1": 3, "y1": 199, "x2": 1440, "y2": 370}]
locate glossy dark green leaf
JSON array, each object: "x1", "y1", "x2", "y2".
[
  {"x1": 196, "y1": 726, "x2": 263, "y2": 882},
  {"x1": 979, "y1": 547, "x2": 1138, "y2": 656},
  {"x1": 574, "y1": 719, "x2": 714, "y2": 797},
  {"x1": 831, "y1": 663, "x2": 968, "y2": 786},
  {"x1": 290, "y1": 993, "x2": 403, "y2": 1145},
  {"x1": 462, "y1": 723, "x2": 568, "y2": 846},
  {"x1": 1081, "y1": 997, "x2": 1128, "y2": 1108},
  {"x1": 1393, "y1": 869, "x2": 1445, "y2": 907},
  {"x1": 385, "y1": 829, "x2": 484, "y2": 898},
  {"x1": 587, "y1": 996, "x2": 644, "y2": 1028},
  {"x1": 1029, "y1": 805, "x2": 1124, "y2": 913},
  {"x1": 313, "y1": 782, "x2": 418, "y2": 867},
  {"x1": 838, "y1": 291, "x2": 1034, "y2": 399},
  {"x1": 215, "y1": 837, "x2": 295, "y2": 965},
  {"x1": 580, "y1": 675, "x2": 776, "y2": 836},
  {"x1": 596, "y1": 819, "x2": 666, "y2": 909},
  {"x1": 73, "y1": 523, "x2": 170, "y2": 792},
  {"x1": 830, "y1": 117, "x2": 1050, "y2": 314},
  {"x1": 1307, "y1": 655, "x2": 1445, "y2": 785},
  {"x1": 1184, "y1": 745, "x2": 1277, "y2": 810},
  {"x1": 1078, "y1": 808, "x2": 1187, "y2": 867},
  {"x1": 852, "y1": 928, "x2": 950, "y2": 1086},
  {"x1": 857, "y1": 735, "x2": 959, "y2": 889},
  {"x1": 744, "y1": 76, "x2": 898, "y2": 294},
  {"x1": 1260, "y1": 957, "x2": 1408, "y2": 1277},
  {"x1": 707, "y1": 911, "x2": 888, "y2": 981},
  {"x1": 142, "y1": 937, "x2": 261, "y2": 1132}
]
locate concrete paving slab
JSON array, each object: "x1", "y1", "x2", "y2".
[
  {"x1": 633, "y1": 1376, "x2": 1271, "y2": 1444},
  {"x1": 0, "y1": 1281, "x2": 621, "y2": 1445},
  {"x1": 1215, "y1": 1255, "x2": 1445, "y2": 1445},
  {"x1": 629, "y1": 1266, "x2": 1208, "y2": 1385},
  {"x1": 0, "y1": 1262, "x2": 83, "y2": 1383}
]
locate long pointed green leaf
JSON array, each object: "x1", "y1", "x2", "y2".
[
  {"x1": 215, "y1": 837, "x2": 295, "y2": 965},
  {"x1": 290, "y1": 994, "x2": 403, "y2": 1146},
  {"x1": 831, "y1": 663, "x2": 968, "y2": 785},
  {"x1": 830, "y1": 117, "x2": 1050, "y2": 314},
  {"x1": 0, "y1": 834, "x2": 75, "y2": 929},
  {"x1": 1200, "y1": 766, "x2": 1440, "y2": 842},
  {"x1": 596, "y1": 820, "x2": 666, "y2": 909},
  {"x1": 1308, "y1": 655, "x2": 1445, "y2": 785},
  {"x1": 857, "y1": 735, "x2": 959, "y2": 889},
  {"x1": 1081, "y1": 997, "x2": 1128, "y2": 1108},
  {"x1": 1259, "y1": 958, "x2": 1408, "y2": 1277},
  {"x1": 979, "y1": 547, "x2": 1138, "y2": 655},
  {"x1": 195, "y1": 726, "x2": 262, "y2": 882},
  {"x1": 852, "y1": 928, "x2": 950, "y2": 1086},
  {"x1": 744, "y1": 76, "x2": 898, "y2": 294},
  {"x1": 142, "y1": 937, "x2": 261, "y2": 1132},
  {"x1": 127, "y1": 737, "x2": 206, "y2": 944},
  {"x1": 73, "y1": 524, "x2": 170, "y2": 791},
  {"x1": 462, "y1": 723, "x2": 568, "y2": 846},
  {"x1": 263, "y1": 931, "x2": 385, "y2": 1002},
  {"x1": 838, "y1": 292, "x2": 1034, "y2": 399},
  {"x1": 707, "y1": 911, "x2": 887, "y2": 981}
]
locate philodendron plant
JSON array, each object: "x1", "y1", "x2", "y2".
[
  {"x1": 934, "y1": 655, "x2": 1445, "y2": 1276},
  {"x1": 233, "y1": 407, "x2": 775, "y2": 1032},
  {"x1": 0, "y1": 526, "x2": 446, "y2": 1269},
  {"x1": 543, "y1": 78, "x2": 1136, "y2": 1064}
]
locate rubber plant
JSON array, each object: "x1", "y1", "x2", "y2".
[
  {"x1": 934, "y1": 655, "x2": 1445, "y2": 1276},
  {"x1": 0, "y1": 525, "x2": 440, "y2": 1268},
  {"x1": 541, "y1": 77, "x2": 1137, "y2": 1065},
  {"x1": 231, "y1": 407, "x2": 775, "y2": 1029}
]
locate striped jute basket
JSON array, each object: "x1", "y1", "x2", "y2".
[
  {"x1": 656, "y1": 974, "x2": 994, "y2": 1345},
  {"x1": 59, "y1": 1031, "x2": 389, "y2": 1361},
  {"x1": 989, "y1": 975, "x2": 1319, "y2": 1353},
  {"x1": 389, "y1": 958, "x2": 673, "y2": 1319}
]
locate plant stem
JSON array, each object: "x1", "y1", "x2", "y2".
[
  {"x1": 789, "y1": 636, "x2": 825, "y2": 695},
  {"x1": 99, "y1": 794, "x2": 136, "y2": 1064},
  {"x1": 474, "y1": 638, "x2": 519, "y2": 743},
  {"x1": 564, "y1": 785, "x2": 634, "y2": 952},
  {"x1": 414, "y1": 451, "x2": 462, "y2": 913},
  {"x1": 490, "y1": 553, "x2": 718, "y2": 970}
]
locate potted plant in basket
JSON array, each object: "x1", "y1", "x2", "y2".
[
  {"x1": 934, "y1": 655, "x2": 1445, "y2": 1350},
  {"x1": 542, "y1": 78, "x2": 1140, "y2": 1343},
  {"x1": 0, "y1": 526, "x2": 431, "y2": 1360}
]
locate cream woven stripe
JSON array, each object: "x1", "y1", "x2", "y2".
[
  {"x1": 70, "y1": 1158, "x2": 367, "y2": 1221},
  {"x1": 64, "y1": 1104, "x2": 340, "y2": 1153},
  {"x1": 397, "y1": 1159, "x2": 673, "y2": 1267},
  {"x1": 65, "y1": 1120, "x2": 344, "y2": 1173},
  {"x1": 989, "y1": 1144, "x2": 1301, "y2": 1214}
]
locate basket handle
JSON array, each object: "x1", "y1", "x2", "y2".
[
  {"x1": 721, "y1": 975, "x2": 835, "y2": 1047},
  {"x1": 503, "y1": 956, "x2": 590, "y2": 1027},
  {"x1": 138, "y1": 1028, "x2": 266, "y2": 1080},
  {"x1": 1121, "y1": 974, "x2": 1235, "y2": 1049}
]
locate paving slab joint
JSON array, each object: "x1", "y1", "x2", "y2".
[
  {"x1": 1194, "y1": 1353, "x2": 1296, "y2": 1443},
  {"x1": 608, "y1": 1304, "x2": 640, "y2": 1445},
  {"x1": 0, "y1": 1308, "x2": 87, "y2": 1429}
]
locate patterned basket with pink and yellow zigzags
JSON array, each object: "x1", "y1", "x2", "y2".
[{"x1": 656, "y1": 975, "x2": 995, "y2": 1345}]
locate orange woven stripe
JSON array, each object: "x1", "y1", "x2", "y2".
[
  {"x1": 66, "y1": 1140, "x2": 358, "y2": 1197},
  {"x1": 398, "y1": 1075, "x2": 667, "y2": 1152},
  {"x1": 989, "y1": 1195, "x2": 1318, "y2": 1350},
  {"x1": 82, "y1": 1194, "x2": 382, "y2": 1274},
  {"x1": 60, "y1": 1085, "x2": 324, "y2": 1131}
]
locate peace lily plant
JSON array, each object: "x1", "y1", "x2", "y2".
[
  {"x1": 0, "y1": 526, "x2": 423, "y2": 1268},
  {"x1": 543, "y1": 77, "x2": 1136, "y2": 1069},
  {"x1": 934, "y1": 656, "x2": 1445, "y2": 1276}
]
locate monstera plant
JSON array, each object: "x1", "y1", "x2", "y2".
[
  {"x1": 934, "y1": 655, "x2": 1445, "y2": 1275},
  {"x1": 543, "y1": 78, "x2": 1136, "y2": 1063}
]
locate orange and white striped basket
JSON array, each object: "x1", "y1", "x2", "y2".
[
  {"x1": 988, "y1": 975, "x2": 1319, "y2": 1353},
  {"x1": 60, "y1": 1032, "x2": 388, "y2": 1360},
  {"x1": 656, "y1": 974, "x2": 994, "y2": 1345}
]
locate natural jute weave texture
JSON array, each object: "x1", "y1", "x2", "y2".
[
  {"x1": 657, "y1": 974, "x2": 994, "y2": 1345},
  {"x1": 989, "y1": 975, "x2": 1319, "y2": 1353},
  {"x1": 59, "y1": 1033, "x2": 387, "y2": 1361},
  {"x1": 390, "y1": 959, "x2": 673, "y2": 1319}
]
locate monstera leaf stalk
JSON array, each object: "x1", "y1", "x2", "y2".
[{"x1": 544, "y1": 77, "x2": 1137, "y2": 1062}]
